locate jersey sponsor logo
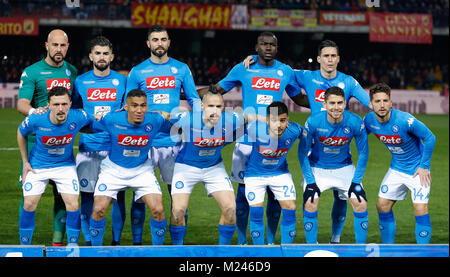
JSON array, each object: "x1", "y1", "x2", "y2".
[
  {"x1": 146, "y1": 76, "x2": 176, "y2": 89},
  {"x1": 375, "y1": 134, "x2": 403, "y2": 145},
  {"x1": 42, "y1": 134, "x2": 73, "y2": 146},
  {"x1": 46, "y1": 78, "x2": 71, "y2": 91},
  {"x1": 87, "y1": 88, "x2": 117, "y2": 101},
  {"x1": 117, "y1": 134, "x2": 149, "y2": 147},
  {"x1": 315, "y1": 89, "x2": 325, "y2": 102},
  {"x1": 251, "y1": 77, "x2": 281, "y2": 91},
  {"x1": 194, "y1": 136, "x2": 225, "y2": 148},
  {"x1": 319, "y1": 136, "x2": 350, "y2": 146},
  {"x1": 258, "y1": 146, "x2": 288, "y2": 158}
]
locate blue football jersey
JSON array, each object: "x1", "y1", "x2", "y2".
[
  {"x1": 91, "y1": 111, "x2": 171, "y2": 168},
  {"x1": 72, "y1": 70, "x2": 127, "y2": 152},
  {"x1": 19, "y1": 109, "x2": 94, "y2": 169},
  {"x1": 174, "y1": 110, "x2": 244, "y2": 168},
  {"x1": 294, "y1": 70, "x2": 370, "y2": 115},
  {"x1": 126, "y1": 57, "x2": 201, "y2": 147},
  {"x1": 364, "y1": 109, "x2": 436, "y2": 175},
  {"x1": 244, "y1": 121, "x2": 304, "y2": 178},
  {"x1": 304, "y1": 110, "x2": 369, "y2": 184},
  {"x1": 219, "y1": 55, "x2": 301, "y2": 144}
]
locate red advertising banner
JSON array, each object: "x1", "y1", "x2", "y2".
[
  {"x1": 250, "y1": 9, "x2": 317, "y2": 27},
  {"x1": 320, "y1": 11, "x2": 368, "y2": 25},
  {"x1": 0, "y1": 17, "x2": 38, "y2": 36},
  {"x1": 369, "y1": 12, "x2": 432, "y2": 44},
  {"x1": 131, "y1": 2, "x2": 234, "y2": 29}
]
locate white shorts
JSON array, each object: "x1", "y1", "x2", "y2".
[
  {"x1": 230, "y1": 143, "x2": 252, "y2": 183},
  {"x1": 303, "y1": 165, "x2": 360, "y2": 201},
  {"x1": 76, "y1": 151, "x2": 108, "y2": 193},
  {"x1": 95, "y1": 156, "x2": 162, "y2": 202},
  {"x1": 244, "y1": 173, "x2": 296, "y2": 205},
  {"x1": 171, "y1": 162, "x2": 234, "y2": 197},
  {"x1": 150, "y1": 145, "x2": 181, "y2": 185},
  {"x1": 378, "y1": 168, "x2": 430, "y2": 204},
  {"x1": 22, "y1": 166, "x2": 79, "y2": 197}
]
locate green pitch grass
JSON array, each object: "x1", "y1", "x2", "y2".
[{"x1": 0, "y1": 108, "x2": 448, "y2": 246}]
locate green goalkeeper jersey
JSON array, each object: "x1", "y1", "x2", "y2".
[{"x1": 18, "y1": 58, "x2": 77, "y2": 108}]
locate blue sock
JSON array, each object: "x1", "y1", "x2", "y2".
[
  {"x1": 66, "y1": 210, "x2": 81, "y2": 245},
  {"x1": 280, "y1": 209, "x2": 296, "y2": 244},
  {"x1": 80, "y1": 192, "x2": 94, "y2": 245},
  {"x1": 111, "y1": 190, "x2": 126, "y2": 244},
  {"x1": 169, "y1": 225, "x2": 187, "y2": 245},
  {"x1": 218, "y1": 224, "x2": 236, "y2": 245},
  {"x1": 378, "y1": 210, "x2": 396, "y2": 243},
  {"x1": 415, "y1": 214, "x2": 432, "y2": 244},
  {"x1": 266, "y1": 189, "x2": 281, "y2": 244},
  {"x1": 89, "y1": 217, "x2": 106, "y2": 246},
  {"x1": 19, "y1": 209, "x2": 35, "y2": 245},
  {"x1": 150, "y1": 217, "x2": 167, "y2": 245},
  {"x1": 249, "y1": 206, "x2": 265, "y2": 245},
  {"x1": 130, "y1": 199, "x2": 146, "y2": 244},
  {"x1": 331, "y1": 191, "x2": 347, "y2": 242},
  {"x1": 303, "y1": 210, "x2": 318, "y2": 244},
  {"x1": 236, "y1": 185, "x2": 249, "y2": 245},
  {"x1": 353, "y1": 210, "x2": 368, "y2": 244}
]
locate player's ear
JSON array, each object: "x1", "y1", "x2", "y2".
[
  {"x1": 110, "y1": 53, "x2": 114, "y2": 62},
  {"x1": 45, "y1": 41, "x2": 49, "y2": 52},
  {"x1": 317, "y1": 55, "x2": 321, "y2": 64},
  {"x1": 88, "y1": 52, "x2": 93, "y2": 62},
  {"x1": 146, "y1": 40, "x2": 151, "y2": 49},
  {"x1": 369, "y1": 101, "x2": 373, "y2": 110}
]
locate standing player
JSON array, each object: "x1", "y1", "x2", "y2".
[
  {"x1": 364, "y1": 83, "x2": 435, "y2": 244},
  {"x1": 198, "y1": 32, "x2": 307, "y2": 245},
  {"x1": 126, "y1": 25, "x2": 201, "y2": 234},
  {"x1": 88, "y1": 89, "x2": 171, "y2": 246},
  {"x1": 244, "y1": 101, "x2": 314, "y2": 245},
  {"x1": 72, "y1": 36, "x2": 137, "y2": 246},
  {"x1": 169, "y1": 89, "x2": 244, "y2": 245},
  {"x1": 17, "y1": 87, "x2": 94, "y2": 245},
  {"x1": 302, "y1": 86, "x2": 369, "y2": 244},
  {"x1": 17, "y1": 29, "x2": 77, "y2": 246},
  {"x1": 245, "y1": 39, "x2": 370, "y2": 243}
]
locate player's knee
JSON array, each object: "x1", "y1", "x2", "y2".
[
  {"x1": 303, "y1": 200, "x2": 318, "y2": 212},
  {"x1": 23, "y1": 199, "x2": 38, "y2": 212},
  {"x1": 222, "y1": 205, "x2": 236, "y2": 224},
  {"x1": 352, "y1": 200, "x2": 367, "y2": 213},
  {"x1": 92, "y1": 204, "x2": 107, "y2": 220},
  {"x1": 151, "y1": 205, "x2": 165, "y2": 221},
  {"x1": 413, "y1": 203, "x2": 428, "y2": 216},
  {"x1": 376, "y1": 198, "x2": 392, "y2": 213},
  {"x1": 171, "y1": 207, "x2": 186, "y2": 225}
]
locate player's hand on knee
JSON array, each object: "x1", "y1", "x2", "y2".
[
  {"x1": 303, "y1": 183, "x2": 321, "y2": 204},
  {"x1": 22, "y1": 162, "x2": 36, "y2": 183},
  {"x1": 348, "y1": 182, "x2": 367, "y2": 203},
  {"x1": 413, "y1": 167, "x2": 431, "y2": 188}
]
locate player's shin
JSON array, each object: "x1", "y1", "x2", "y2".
[
  {"x1": 415, "y1": 214, "x2": 432, "y2": 244},
  {"x1": 266, "y1": 189, "x2": 281, "y2": 245},
  {"x1": 130, "y1": 197, "x2": 146, "y2": 245},
  {"x1": 236, "y1": 185, "x2": 249, "y2": 245},
  {"x1": 111, "y1": 190, "x2": 126, "y2": 245},
  {"x1": 66, "y1": 210, "x2": 81, "y2": 246},
  {"x1": 249, "y1": 206, "x2": 265, "y2": 245},
  {"x1": 19, "y1": 209, "x2": 35, "y2": 245},
  {"x1": 378, "y1": 210, "x2": 396, "y2": 243},
  {"x1": 169, "y1": 224, "x2": 187, "y2": 245},
  {"x1": 280, "y1": 209, "x2": 296, "y2": 244},
  {"x1": 353, "y1": 210, "x2": 368, "y2": 244},
  {"x1": 218, "y1": 224, "x2": 236, "y2": 245},
  {"x1": 150, "y1": 217, "x2": 167, "y2": 245},
  {"x1": 331, "y1": 191, "x2": 347, "y2": 243},
  {"x1": 80, "y1": 192, "x2": 94, "y2": 245},
  {"x1": 89, "y1": 217, "x2": 106, "y2": 246},
  {"x1": 303, "y1": 210, "x2": 318, "y2": 244}
]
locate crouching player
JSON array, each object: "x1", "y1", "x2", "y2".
[
  {"x1": 301, "y1": 86, "x2": 369, "y2": 244},
  {"x1": 169, "y1": 89, "x2": 244, "y2": 245},
  {"x1": 244, "y1": 101, "x2": 314, "y2": 245},
  {"x1": 88, "y1": 89, "x2": 171, "y2": 245},
  {"x1": 17, "y1": 87, "x2": 95, "y2": 245},
  {"x1": 364, "y1": 83, "x2": 436, "y2": 244}
]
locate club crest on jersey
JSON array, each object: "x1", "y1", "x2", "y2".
[
  {"x1": 375, "y1": 134, "x2": 403, "y2": 145},
  {"x1": 118, "y1": 134, "x2": 149, "y2": 147},
  {"x1": 66, "y1": 69, "x2": 71, "y2": 76},
  {"x1": 46, "y1": 79, "x2": 71, "y2": 91},
  {"x1": 319, "y1": 136, "x2": 349, "y2": 146},
  {"x1": 146, "y1": 76, "x2": 176, "y2": 89},
  {"x1": 259, "y1": 146, "x2": 288, "y2": 158},
  {"x1": 194, "y1": 136, "x2": 225, "y2": 148},
  {"x1": 315, "y1": 89, "x2": 325, "y2": 102},
  {"x1": 251, "y1": 77, "x2": 281, "y2": 91},
  {"x1": 277, "y1": 70, "x2": 283, "y2": 77},
  {"x1": 391, "y1": 125, "x2": 399, "y2": 133},
  {"x1": 170, "y1": 67, "x2": 178, "y2": 74},
  {"x1": 68, "y1": 122, "x2": 77, "y2": 131},
  {"x1": 112, "y1": 78, "x2": 119, "y2": 86},
  {"x1": 343, "y1": 127, "x2": 351, "y2": 134},
  {"x1": 87, "y1": 88, "x2": 117, "y2": 101},
  {"x1": 42, "y1": 134, "x2": 73, "y2": 146},
  {"x1": 145, "y1": 124, "x2": 153, "y2": 132}
]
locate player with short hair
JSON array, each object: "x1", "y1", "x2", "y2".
[
  {"x1": 199, "y1": 32, "x2": 307, "y2": 245},
  {"x1": 169, "y1": 89, "x2": 244, "y2": 245},
  {"x1": 88, "y1": 89, "x2": 171, "y2": 246},
  {"x1": 244, "y1": 39, "x2": 370, "y2": 243},
  {"x1": 17, "y1": 29, "x2": 77, "y2": 246},
  {"x1": 302, "y1": 86, "x2": 369, "y2": 244},
  {"x1": 244, "y1": 101, "x2": 314, "y2": 245},
  {"x1": 364, "y1": 83, "x2": 436, "y2": 244},
  {"x1": 72, "y1": 36, "x2": 142, "y2": 246},
  {"x1": 17, "y1": 87, "x2": 94, "y2": 245},
  {"x1": 126, "y1": 25, "x2": 201, "y2": 236}
]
